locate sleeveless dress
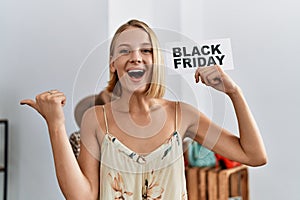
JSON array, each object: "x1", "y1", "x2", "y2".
[{"x1": 99, "y1": 102, "x2": 188, "y2": 200}]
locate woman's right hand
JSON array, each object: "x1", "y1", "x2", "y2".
[{"x1": 20, "y1": 90, "x2": 66, "y2": 128}]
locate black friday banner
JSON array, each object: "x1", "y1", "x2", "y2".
[{"x1": 164, "y1": 38, "x2": 234, "y2": 74}]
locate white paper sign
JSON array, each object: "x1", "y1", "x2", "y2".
[{"x1": 164, "y1": 38, "x2": 234, "y2": 74}]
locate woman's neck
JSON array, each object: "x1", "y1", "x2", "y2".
[
  {"x1": 111, "y1": 90, "x2": 157, "y2": 114},
  {"x1": 110, "y1": 90, "x2": 167, "y2": 134}
]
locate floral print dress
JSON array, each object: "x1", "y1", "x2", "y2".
[{"x1": 99, "y1": 104, "x2": 188, "y2": 200}]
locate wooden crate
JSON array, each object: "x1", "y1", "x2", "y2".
[
  {"x1": 186, "y1": 167, "x2": 212, "y2": 200},
  {"x1": 218, "y1": 165, "x2": 249, "y2": 200},
  {"x1": 186, "y1": 165, "x2": 249, "y2": 200},
  {"x1": 208, "y1": 167, "x2": 221, "y2": 200},
  {"x1": 199, "y1": 167, "x2": 212, "y2": 200}
]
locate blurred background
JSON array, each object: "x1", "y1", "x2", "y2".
[{"x1": 1, "y1": 0, "x2": 299, "y2": 199}]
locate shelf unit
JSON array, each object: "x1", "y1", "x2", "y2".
[
  {"x1": 185, "y1": 165, "x2": 249, "y2": 200},
  {"x1": 0, "y1": 119, "x2": 8, "y2": 200}
]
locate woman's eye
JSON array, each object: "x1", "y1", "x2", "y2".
[
  {"x1": 141, "y1": 48, "x2": 153, "y2": 54},
  {"x1": 119, "y1": 49, "x2": 130, "y2": 54}
]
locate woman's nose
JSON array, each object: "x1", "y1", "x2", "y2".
[{"x1": 129, "y1": 50, "x2": 142, "y2": 63}]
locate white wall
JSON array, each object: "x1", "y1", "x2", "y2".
[
  {"x1": 0, "y1": 0, "x2": 108, "y2": 199},
  {"x1": 1, "y1": 0, "x2": 300, "y2": 199},
  {"x1": 181, "y1": 0, "x2": 300, "y2": 199}
]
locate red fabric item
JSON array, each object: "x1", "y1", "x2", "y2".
[{"x1": 215, "y1": 154, "x2": 241, "y2": 169}]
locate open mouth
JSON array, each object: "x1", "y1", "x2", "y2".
[{"x1": 127, "y1": 69, "x2": 145, "y2": 79}]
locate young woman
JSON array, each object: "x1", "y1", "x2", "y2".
[{"x1": 20, "y1": 19, "x2": 267, "y2": 200}]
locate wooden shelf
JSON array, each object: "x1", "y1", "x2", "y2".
[
  {"x1": 185, "y1": 165, "x2": 249, "y2": 200},
  {"x1": 0, "y1": 166, "x2": 4, "y2": 171}
]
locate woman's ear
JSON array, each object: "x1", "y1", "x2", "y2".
[
  {"x1": 110, "y1": 56, "x2": 116, "y2": 73},
  {"x1": 110, "y1": 63, "x2": 116, "y2": 73}
]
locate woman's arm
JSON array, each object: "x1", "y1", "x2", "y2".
[
  {"x1": 20, "y1": 90, "x2": 99, "y2": 200},
  {"x1": 49, "y1": 123, "x2": 99, "y2": 200},
  {"x1": 185, "y1": 66, "x2": 267, "y2": 166}
]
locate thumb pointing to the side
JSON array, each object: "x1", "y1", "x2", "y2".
[{"x1": 20, "y1": 99, "x2": 38, "y2": 110}]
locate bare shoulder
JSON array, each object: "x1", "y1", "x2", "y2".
[
  {"x1": 81, "y1": 105, "x2": 106, "y2": 140},
  {"x1": 154, "y1": 98, "x2": 175, "y2": 106},
  {"x1": 178, "y1": 101, "x2": 199, "y2": 112},
  {"x1": 154, "y1": 99, "x2": 201, "y2": 115},
  {"x1": 152, "y1": 98, "x2": 177, "y2": 112},
  {"x1": 173, "y1": 101, "x2": 203, "y2": 138},
  {"x1": 82, "y1": 105, "x2": 103, "y2": 123}
]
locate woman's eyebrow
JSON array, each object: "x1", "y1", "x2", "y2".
[
  {"x1": 117, "y1": 42, "x2": 152, "y2": 48},
  {"x1": 141, "y1": 42, "x2": 152, "y2": 46},
  {"x1": 117, "y1": 44, "x2": 130, "y2": 48}
]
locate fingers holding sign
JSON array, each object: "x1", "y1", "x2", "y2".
[
  {"x1": 195, "y1": 65, "x2": 238, "y2": 94},
  {"x1": 20, "y1": 90, "x2": 66, "y2": 126}
]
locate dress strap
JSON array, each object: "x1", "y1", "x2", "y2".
[
  {"x1": 102, "y1": 105, "x2": 109, "y2": 134},
  {"x1": 175, "y1": 101, "x2": 178, "y2": 132}
]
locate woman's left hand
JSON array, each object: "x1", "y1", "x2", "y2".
[{"x1": 194, "y1": 65, "x2": 238, "y2": 95}]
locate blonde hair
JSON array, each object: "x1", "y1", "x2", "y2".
[{"x1": 106, "y1": 19, "x2": 165, "y2": 98}]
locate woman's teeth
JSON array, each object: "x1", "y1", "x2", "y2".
[{"x1": 127, "y1": 69, "x2": 145, "y2": 78}]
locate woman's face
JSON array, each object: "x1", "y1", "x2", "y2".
[{"x1": 110, "y1": 27, "x2": 153, "y2": 94}]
